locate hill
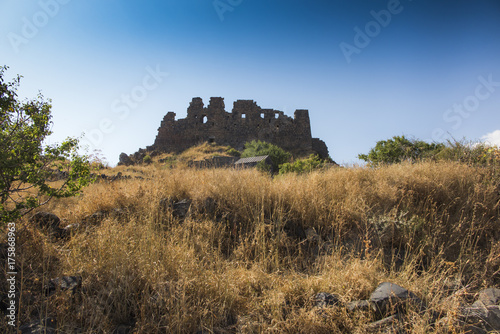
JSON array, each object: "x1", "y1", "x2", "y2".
[{"x1": 2, "y1": 161, "x2": 500, "y2": 333}]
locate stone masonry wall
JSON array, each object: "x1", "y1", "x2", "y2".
[{"x1": 148, "y1": 97, "x2": 329, "y2": 159}]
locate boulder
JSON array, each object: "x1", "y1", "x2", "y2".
[
  {"x1": 365, "y1": 314, "x2": 403, "y2": 333},
  {"x1": 118, "y1": 152, "x2": 133, "y2": 166},
  {"x1": 83, "y1": 210, "x2": 108, "y2": 225},
  {"x1": 477, "y1": 288, "x2": 500, "y2": 306},
  {"x1": 172, "y1": 199, "x2": 192, "y2": 219},
  {"x1": 46, "y1": 276, "x2": 82, "y2": 296},
  {"x1": 30, "y1": 212, "x2": 60, "y2": 230},
  {"x1": 369, "y1": 282, "x2": 423, "y2": 317},
  {"x1": 30, "y1": 212, "x2": 67, "y2": 240},
  {"x1": 313, "y1": 292, "x2": 340, "y2": 308},
  {"x1": 458, "y1": 288, "x2": 500, "y2": 332},
  {"x1": 346, "y1": 299, "x2": 372, "y2": 312}
]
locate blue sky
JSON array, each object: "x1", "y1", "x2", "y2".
[{"x1": 2, "y1": 0, "x2": 500, "y2": 165}]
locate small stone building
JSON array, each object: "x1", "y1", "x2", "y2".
[{"x1": 234, "y1": 155, "x2": 272, "y2": 168}]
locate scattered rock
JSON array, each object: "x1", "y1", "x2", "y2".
[
  {"x1": 172, "y1": 199, "x2": 192, "y2": 219},
  {"x1": 30, "y1": 212, "x2": 61, "y2": 230},
  {"x1": 377, "y1": 220, "x2": 402, "y2": 247},
  {"x1": 83, "y1": 210, "x2": 108, "y2": 225},
  {"x1": 477, "y1": 288, "x2": 500, "y2": 306},
  {"x1": 369, "y1": 282, "x2": 423, "y2": 317},
  {"x1": 19, "y1": 317, "x2": 57, "y2": 334},
  {"x1": 159, "y1": 198, "x2": 193, "y2": 220},
  {"x1": 314, "y1": 292, "x2": 340, "y2": 308},
  {"x1": 436, "y1": 316, "x2": 487, "y2": 334},
  {"x1": 347, "y1": 299, "x2": 372, "y2": 312},
  {"x1": 30, "y1": 212, "x2": 67, "y2": 240},
  {"x1": 118, "y1": 152, "x2": 133, "y2": 166},
  {"x1": 197, "y1": 197, "x2": 217, "y2": 216},
  {"x1": 365, "y1": 314, "x2": 402, "y2": 333},
  {"x1": 46, "y1": 276, "x2": 82, "y2": 296},
  {"x1": 63, "y1": 223, "x2": 82, "y2": 235},
  {"x1": 47, "y1": 170, "x2": 69, "y2": 181},
  {"x1": 458, "y1": 289, "x2": 500, "y2": 332},
  {"x1": 93, "y1": 172, "x2": 132, "y2": 183}
]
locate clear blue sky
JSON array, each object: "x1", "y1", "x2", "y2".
[{"x1": 2, "y1": 0, "x2": 500, "y2": 165}]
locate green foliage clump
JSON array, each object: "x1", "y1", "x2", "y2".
[
  {"x1": 358, "y1": 135, "x2": 445, "y2": 165},
  {"x1": 279, "y1": 154, "x2": 325, "y2": 174},
  {"x1": 435, "y1": 139, "x2": 500, "y2": 166},
  {"x1": 359, "y1": 135, "x2": 500, "y2": 169},
  {"x1": 143, "y1": 155, "x2": 152, "y2": 164},
  {"x1": 226, "y1": 147, "x2": 241, "y2": 158},
  {"x1": 241, "y1": 140, "x2": 291, "y2": 171},
  {"x1": 0, "y1": 66, "x2": 93, "y2": 225},
  {"x1": 256, "y1": 160, "x2": 272, "y2": 173}
]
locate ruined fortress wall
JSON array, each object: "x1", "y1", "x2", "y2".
[{"x1": 150, "y1": 97, "x2": 328, "y2": 158}]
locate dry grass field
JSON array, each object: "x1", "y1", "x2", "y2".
[{"x1": 3, "y1": 161, "x2": 500, "y2": 333}]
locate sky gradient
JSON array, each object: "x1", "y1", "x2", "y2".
[{"x1": 2, "y1": 0, "x2": 500, "y2": 165}]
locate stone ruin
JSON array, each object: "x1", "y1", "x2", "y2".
[{"x1": 122, "y1": 97, "x2": 330, "y2": 164}]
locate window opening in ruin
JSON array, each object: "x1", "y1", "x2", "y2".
[
  {"x1": 241, "y1": 113, "x2": 246, "y2": 119},
  {"x1": 202, "y1": 115, "x2": 208, "y2": 124},
  {"x1": 275, "y1": 113, "x2": 279, "y2": 119},
  {"x1": 260, "y1": 113, "x2": 264, "y2": 119},
  {"x1": 209, "y1": 137, "x2": 215, "y2": 143}
]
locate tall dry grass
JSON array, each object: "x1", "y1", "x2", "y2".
[{"x1": 5, "y1": 161, "x2": 500, "y2": 333}]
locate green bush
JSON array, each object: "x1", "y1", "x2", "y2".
[
  {"x1": 143, "y1": 155, "x2": 152, "y2": 164},
  {"x1": 359, "y1": 135, "x2": 500, "y2": 167},
  {"x1": 241, "y1": 140, "x2": 291, "y2": 172},
  {"x1": 435, "y1": 139, "x2": 500, "y2": 166},
  {"x1": 256, "y1": 160, "x2": 272, "y2": 173},
  {"x1": 279, "y1": 154, "x2": 325, "y2": 174},
  {"x1": 358, "y1": 135, "x2": 445, "y2": 165},
  {"x1": 226, "y1": 147, "x2": 241, "y2": 157}
]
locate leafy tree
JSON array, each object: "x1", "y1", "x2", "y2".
[
  {"x1": 279, "y1": 154, "x2": 325, "y2": 174},
  {"x1": 241, "y1": 140, "x2": 291, "y2": 171},
  {"x1": 358, "y1": 135, "x2": 444, "y2": 165},
  {"x1": 0, "y1": 66, "x2": 93, "y2": 225}
]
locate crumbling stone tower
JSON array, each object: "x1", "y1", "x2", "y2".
[{"x1": 148, "y1": 97, "x2": 329, "y2": 159}]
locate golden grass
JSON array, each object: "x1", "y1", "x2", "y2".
[{"x1": 4, "y1": 161, "x2": 500, "y2": 333}]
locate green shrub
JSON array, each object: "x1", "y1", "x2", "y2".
[
  {"x1": 358, "y1": 135, "x2": 445, "y2": 165},
  {"x1": 143, "y1": 155, "x2": 152, "y2": 164},
  {"x1": 359, "y1": 135, "x2": 500, "y2": 168},
  {"x1": 241, "y1": 140, "x2": 291, "y2": 172},
  {"x1": 279, "y1": 154, "x2": 325, "y2": 174},
  {"x1": 226, "y1": 147, "x2": 241, "y2": 157},
  {"x1": 435, "y1": 139, "x2": 500, "y2": 166},
  {"x1": 256, "y1": 160, "x2": 272, "y2": 173}
]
